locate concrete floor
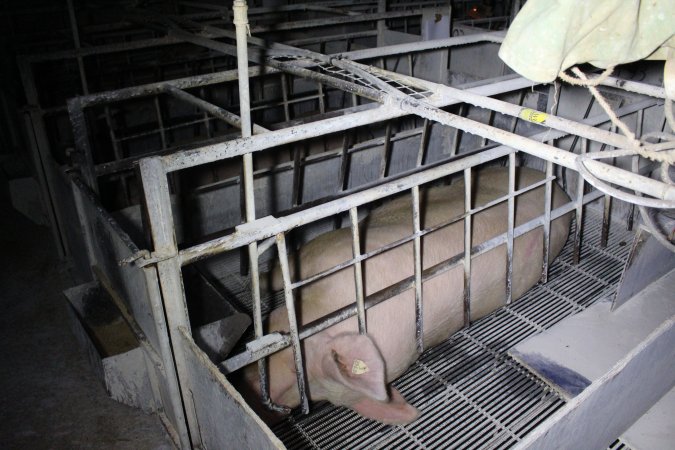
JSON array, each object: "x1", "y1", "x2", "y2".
[{"x1": 0, "y1": 181, "x2": 174, "y2": 449}]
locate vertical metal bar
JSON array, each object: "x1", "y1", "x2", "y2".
[
  {"x1": 506, "y1": 152, "x2": 516, "y2": 305},
  {"x1": 541, "y1": 159, "x2": 553, "y2": 283},
  {"x1": 139, "y1": 157, "x2": 198, "y2": 449},
  {"x1": 275, "y1": 233, "x2": 310, "y2": 414},
  {"x1": 338, "y1": 132, "x2": 352, "y2": 192},
  {"x1": 627, "y1": 108, "x2": 644, "y2": 231},
  {"x1": 481, "y1": 110, "x2": 495, "y2": 147},
  {"x1": 66, "y1": 0, "x2": 89, "y2": 95},
  {"x1": 280, "y1": 73, "x2": 290, "y2": 122},
  {"x1": 573, "y1": 139, "x2": 587, "y2": 264},
  {"x1": 407, "y1": 54, "x2": 414, "y2": 77},
  {"x1": 411, "y1": 185, "x2": 424, "y2": 354},
  {"x1": 103, "y1": 106, "x2": 131, "y2": 203},
  {"x1": 463, "y1": 167, "x2": 472, "y2": 327},
  {"x1": 379, "y1": 122, "x2": 393, "y2": 178},
  {"x1": 67, "y1": 99, "x2": 98, "y2": 192},
  {"x1": 233, "y1": 0, "x2": 281, "y2": 414},
  {"x1": 154, "y1": 96, "x2": 168, "y2": 150},
  {"x1": 317, "y1": 82, "x2": 326, "y2": 114},
  {"x1": 416, "y1": 118, "x2": 430, "y2": 167},
  {"x1": 291, "y1": 145, "x2": 304, "y2": 206},
  {"x1": 600, "y1": 124, "x2": 617, "y2": 248},
  {"x1": 451, "y1": 104, "x2": 466, "y2": 157},
  {"x1": 200, "y1": 86, "x2": 213, "y2": 139},
  {"x1": 349, "y1": 208, "x2": 367, "y2": 334}
]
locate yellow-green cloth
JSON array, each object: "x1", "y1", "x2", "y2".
[{"x1": 498, "y1": 0, "x2": 675, "y2": 82}]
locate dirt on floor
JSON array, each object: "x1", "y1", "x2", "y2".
[{"x1": 0, "y1": 180, "x2": 175, "y2": 449}]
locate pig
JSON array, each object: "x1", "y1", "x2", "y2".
[{"x1": 238, "y1": 166, "x2": 571, "y2": 425}]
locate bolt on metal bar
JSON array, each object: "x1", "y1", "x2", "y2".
[
  {"x1": 573, "y1": 139, "x2": 588, "y2": 264},
  {"x1": 275, "y1": 233, "x2": 310, "y2": 414},
  {"x1": 506, "y1": 152, "x2": 516, "y2": 305},
  {"x1": 349, "y1": 207, "x2": 367, "y2": 334},
  {"x1": 463, "y1": 167, "x2": 472, "y2": 327},
  {"x1": 411, "y1": 185, "x2": 424, "y2": 354}
]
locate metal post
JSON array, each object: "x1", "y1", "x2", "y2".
[
  {"x1": 463, "y1": 167, "x2": 472, "y2": 326},
  {"x1": 411, "y1": 185, "x2": 424, "y2": 353},
  {"x1": 506, "y1": 152, "x2": 516, "y2": 305},
  {"x1": 139, "y1": 157, "x2": 198, "y2": 449}
]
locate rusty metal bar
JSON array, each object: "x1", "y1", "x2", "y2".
[{"x1": 573, "y1": 139, "x2": 588, "y2": 265}]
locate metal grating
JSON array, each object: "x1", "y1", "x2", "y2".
[{"x1": 271, "y1": 209, "x2": 635, "y2": 449}]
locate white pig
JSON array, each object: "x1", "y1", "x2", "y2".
[{"x1": 238, "y1": 166, "x2": 571, "y2": 425}]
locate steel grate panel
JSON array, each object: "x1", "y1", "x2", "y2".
[{"x1": 271, "y1": 210, "x2": 635, "y2": 449}]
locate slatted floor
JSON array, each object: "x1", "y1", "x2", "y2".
[{"x1": 269, "y1": 210, "x2": 636, "y2": 449}]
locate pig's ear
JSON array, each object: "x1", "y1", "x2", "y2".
[
  {"x1": 322, "y1": 333, "x2": 388, "y2": 402},
  {"x1": 350, "y1": 387, "x2": 420, "y2": 425}
]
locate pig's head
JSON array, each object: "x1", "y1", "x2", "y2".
[{"x1": 258, "y1": 332, "x2": 420, "y2": 425}]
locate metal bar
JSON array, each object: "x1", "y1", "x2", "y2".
[
  {"x1": 627, "y1": 108, "x2": 645, "y2": 231},
  {"x1": 138, "y1": 157, "x2": 198, "y2": 449},
  {"x1": 281, "y1": 73, "x2": 291, "y2": 122},
  {"x1": 349, "y1": 207, "x2": 367, "y2": 334},
  {"x1": 417, "y1": 118, "x2": 430, "y2": 166},
  {"x1": 249, "y1": 10, "x2": 422, "y2": 34},
  {"x1": 541, "y1": 159, "x2": 553, "y2": 283},
  {"x1": 573, "y1": 139, "x2": 588, "y2": 265},
  {"x1": 275, "y1": 233, "x2": 310, "y2": 414},
  {"x1": 379, "y1": 121, "x2": 393, "y2": 178},
  {"x1": 153, "y1": 97, "x2": 168, "y2": 150},
  {"x1": 103, "y1": 106, "x2": 131, "y2": 203},
  {"x1": 67, "y1": 98, "x2": 98, "y2": 191},
  {"x1": 463, "y1": 167, "x2": 472, "y2": 326},
  {"x1": 335, "y1": 32, "x2": 504, "y2": 61},
  {"x1": 412, "y1": 185, "x2": 424, "y2": 353},
  {"x1": 451, "y1": 104, "x2": 466, "y2": 157},
  {"x1": 338, "y1": 132, "x2": 352, "y2": 191},
  {"x1": 506, "y1": 152, "x2": 516, "y2": 305},
  {"x1": 164, "y1": 85, "x2": 268, "y2": 134},
  {"x1": 66, "y1": 0, "x2": 89, "y2": 96}
]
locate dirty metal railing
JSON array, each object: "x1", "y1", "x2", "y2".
[{"x1": 136, "y1": 58, "x2": 669, "y2": 424}]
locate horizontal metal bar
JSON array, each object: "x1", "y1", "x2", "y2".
[{"x1": 335, "y1": 31, "x2": 504, "y2": 61}]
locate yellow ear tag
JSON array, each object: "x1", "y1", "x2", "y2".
[{"x1": 352, "y1": 359, "x2": 369, "y2": 375}]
